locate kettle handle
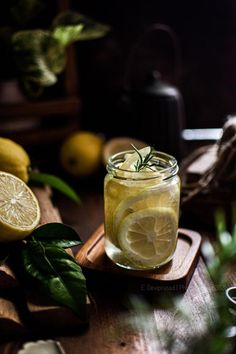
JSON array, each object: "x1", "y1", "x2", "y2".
[{"x1": 123, "y1": 24, "x2": 181, "y2": 91}]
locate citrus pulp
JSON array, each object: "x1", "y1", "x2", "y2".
[
  {"x1": 0, "y1": 172, "x2": 40, "y2": 242},
  {"x1": 118, "y1": 207, "x2": 178, "y2": 268}
]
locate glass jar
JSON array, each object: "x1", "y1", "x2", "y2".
[{"x1": 104, "y1": 150, "x2": 180, "y2": 270}]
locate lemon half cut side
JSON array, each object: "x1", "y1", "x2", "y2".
[
  {"x1": 118, "y1": 207, "x2": 178, "y2": 268},
  {"x1": 0, "y1": 172, "x2": 40, "y2": 242}
]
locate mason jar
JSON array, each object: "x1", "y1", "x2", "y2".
[{"x1": 104, "y1": 150, "x2": 180, "y2": 270}]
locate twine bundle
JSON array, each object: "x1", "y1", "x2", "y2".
[{"x1": 181, "y1": 117, "x2": 236, "y2": 205}]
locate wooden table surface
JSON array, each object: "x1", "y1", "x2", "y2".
[{"x1": 0, "y1": 178, "x2": 234, "y2": 354}]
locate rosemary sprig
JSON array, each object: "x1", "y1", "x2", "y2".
[{"x1": 131, "y1": 144, "x2": 156, "y2": 172}]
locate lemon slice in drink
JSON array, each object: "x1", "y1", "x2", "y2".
[
  {"x1": 118, "y1": 207, "x2": 178, "y2": 268},
  {"x1": 0, "y1": 172, "x2": 40, "y2": 242},
  {"x1": 120, "y1": 146, "x2": 152, "y2": 171},
  {"x1": 113, "y1": 182, "x2": 179, "y2": 233}
]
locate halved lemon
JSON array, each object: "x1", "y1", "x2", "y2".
[
  {"x1": 118, "y1": 207, "x2": 178, "y2": 268},
  {"x1": 0, "y1": 172, "x2": 40, "y2": 242}
]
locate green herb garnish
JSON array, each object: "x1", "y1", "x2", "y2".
[{"x1": 131, "y1": 144, "x2": 157, "y2": 172}]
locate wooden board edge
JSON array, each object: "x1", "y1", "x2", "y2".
[{"x1": 75, "y1": 224, "x2": 202, "y2": 287}]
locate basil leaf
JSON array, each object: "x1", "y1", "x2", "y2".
[
  {"x1": 22, "y1": 241, "x2": 87, "y2": 320},
  {"x1": 29, "y1": 172, "x2": 80, "y2": 204},
  {"x1": 30, "y1": 223, "x2": 83, "y2": 248}
]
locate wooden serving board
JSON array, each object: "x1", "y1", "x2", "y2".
[
  {"x1": 0, "y1": 187, "x2": 86, "y2": 340},
  {"x1": 76, "y1": 224, "x2": 202, "y2": 290}
]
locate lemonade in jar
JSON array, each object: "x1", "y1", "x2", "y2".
[{"x1": 104, "y1": 146, "x2": 180, "y2": 270}]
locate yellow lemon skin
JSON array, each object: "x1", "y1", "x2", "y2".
[
  {"x1": 60, "y1": 131, "x2": 104, "y2": 177},
  {"x1": 0, "y1": 137, "x2": 30, "y2": 183}
]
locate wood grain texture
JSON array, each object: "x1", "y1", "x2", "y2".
[
  {"x1": 0, "y1": 298, "x2": 26, "y2": 337},
  {"x1": 49, "y1": 192, "x2": 219, "y2": 354},
  {"x1": 76, "y1": 225, "x2": 202, "y2": 288},
  {"x1": 0, "y1": 186, "x2": 85, "y2": 343},
  {"x1": 26, "y1": 293, "x2": 86, "y2": 334},
  {"x1": 0, "y1": 97, "x2": 81, "y2": 118},
  {"x1": 55, "y1": 258, "x2": 216, "y2": 354},
  {"x1": 0, "y1": 190, "x2": 226, "y2": 354},
  {"x1": 0, "y1": 264, "x2": 19, "y2": 290},
  {"x1": 32, "y1": 186, "x2": 62, "y2": 224}
]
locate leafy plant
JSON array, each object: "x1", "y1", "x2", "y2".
[
  {"x1": 0, "y1": 1, "x2": 109, "y2": 96},
  {"x1": 169, "y1": 208, "x2": 236, "y2": 353},
  {"x1": 2, "y1": 222, "x2": 87, "y2": 321}
]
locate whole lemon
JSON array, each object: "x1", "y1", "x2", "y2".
[
  {"x1": 60, "y1": 131, "x2": 104, "y2": 177},
  {"x1": 0, "y1": 137, "x2": 30, "y2": 183}
]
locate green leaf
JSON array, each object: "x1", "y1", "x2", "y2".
[
  {"x1": 215, "y1": 208, "x2": 226, "y2": 236},
  {"x1": 53, "y1": 24, "x2": 84, "y2": 47},
  {"x1": 218, "y1": 230, "x2": 232, "y2": 247},
  {"x1": 11, "y1": 29, "x2": 66, "y2": 96},
  {"x1": 231, "y1": 203, "x2": 236, "y2": 243},
  {"x1": 12, "y1": 30, "x2": 59, "y2": 85},
  {"x1": 10, "y1": 10, "x2": 109, "y2": 97},
  {"x1": 30, "y1": 222, "x2": 83, "y2": 248},
  {"x1": 21, "y1": 241, "x2": 87, "y2": 320},
  {"x1": 29, "y1": 172, "x2": 80, "y2": 204},
  {"x1": 43, "y1": 35, "x2": 66, "y2": 74},
  {"x1": 52, "y1": 11, "x2": 110, "y2": 43}
]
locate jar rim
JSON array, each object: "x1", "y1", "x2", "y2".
[{"x1": 107, "y1": 149, "x2": 178, "y2": 180}]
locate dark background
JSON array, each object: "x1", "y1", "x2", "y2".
[
  {"x1": 1, "y1": 0, "x2": 236, "y2": 167},
  {"x1": 72, "y1": 0, "x2": 236, "y2": 133}
]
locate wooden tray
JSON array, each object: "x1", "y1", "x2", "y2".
[{"x1": 76, "y1": 225, "x2": 202, "y2": 290}]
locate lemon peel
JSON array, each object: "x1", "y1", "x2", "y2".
[
  {"x1": 60, "y1": 131, "x2": 104, "y2": 177},
  {"x1": 0, "y1": 137, "x2": 30, "y2": 183}
]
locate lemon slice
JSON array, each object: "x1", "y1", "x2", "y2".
[
  {"x1": 120, "y1": 146, "x2": 151, "y2": 171},
  {"x1": 0, "y1": 172, "x2": 40, "y2": 242},
  {"x1": 113, "y1": 182, "x2": 179, "y2": 233},
  {"x1": 102, "y1": 137, "x2": 147, "y2": 165},
  {"x1": 118, "y1": 207, "x2": 178, "y2": 268}
]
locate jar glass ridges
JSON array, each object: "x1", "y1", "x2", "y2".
[{"x1": 104, "y1": 149, "x2": 180, "y2": 270}]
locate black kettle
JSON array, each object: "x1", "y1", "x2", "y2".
[{"x1": 117, "y1": 24, "x2": 185, "y2": 161}]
